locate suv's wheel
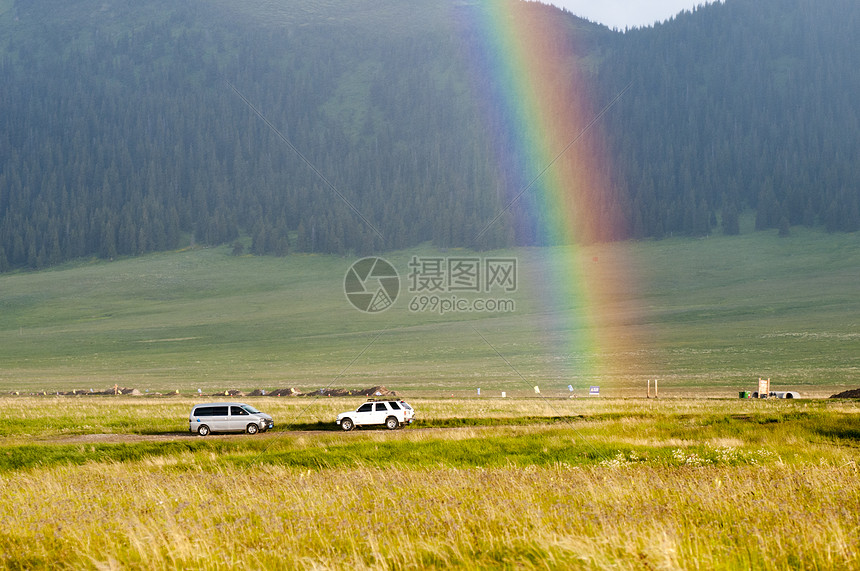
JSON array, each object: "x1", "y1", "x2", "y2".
[
  {"x1": 385, "y1": 416, "x2": 399, "y2": 430},
  {"x1": 197, "y1": 424, "x2": 210, "y2": 436},
  {"x1": 246, "y1": 423, "x2": 259, "y2": 435},
  {"x1": 341, "y1": 418, "x2": 354, "y2": 431}
]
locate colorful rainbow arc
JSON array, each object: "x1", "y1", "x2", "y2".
[{"x1": 460, "y1": 1, "x2": 641, "y2": 385}]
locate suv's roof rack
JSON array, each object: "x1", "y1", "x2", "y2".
[{"x1": 366, "y1": 397, "x2": 400, "y2": 402}]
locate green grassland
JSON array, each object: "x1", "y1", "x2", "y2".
[
  {"x1": 0, "y1": 227, "x2": 859, "y2": 396},
  {"x1": 1, "y1": 397, "x2": 860, "y2": 569}
]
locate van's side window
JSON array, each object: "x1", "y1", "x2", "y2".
[
  {"x1": 388, "y1": 401, "x2": 401, "y2": 410},
  {"x1": 195, "y1": 407, "x2": 214, "y2": 416},
  {"x1": 231, "y1": 406, "x2": 248, "y2": 416},
  {"x1": 212, "y1": 406, "x2": 228, "y2": 416}
]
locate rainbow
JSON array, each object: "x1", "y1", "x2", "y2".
[{"x1": 459, "y1": 1, "x2": 641, "y2": 386}]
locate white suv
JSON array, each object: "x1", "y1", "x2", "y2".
[{"x1": 336, "y1": 399, "x2": 415, "y2": 431}]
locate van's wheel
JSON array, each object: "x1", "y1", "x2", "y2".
[
  {"x1": 197, "y1": 425, "x2": 210, "y2": 436},
  {"x1": 341, "y1": 418, "x2": 354, "y2": 431},
  {"x1": 246, "y1": 423, "x2": 259, "y2": 435},
  {"x1": 385, "y1": 416, "x2": 399, "y2": 430}
]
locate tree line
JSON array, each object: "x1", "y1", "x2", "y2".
[{"x1": 0, "y1": 0, "x2": 858, "y2": 272}]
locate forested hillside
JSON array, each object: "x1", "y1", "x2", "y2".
[
  {"x1": 600, "y1": 0, "x2": 860, "y2": 239},
  {"x1": 0, "y1": 0, "x2": 858, "y2": 271}
]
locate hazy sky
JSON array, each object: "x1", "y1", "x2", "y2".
[{"x1": 549, "y1": 1, "x2": 723, "y2": 30}]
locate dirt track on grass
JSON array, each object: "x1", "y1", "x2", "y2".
[
  {"x1": 39, "y1": 425, "x2": 440, "y2": 445},
  {"x1": 40, "y1": 428, "x2": 376, "y2": 444},
  {"x1": 45, "y1": 432, "x2": 203, "y2": 444}
]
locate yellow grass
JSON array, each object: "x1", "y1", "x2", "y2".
[
  {"x1": 2, "y1": 397, "x2": 860, "y2": 569},
  {"x1": 1, "y1": 461, "x2": 859, "y2": 569}
]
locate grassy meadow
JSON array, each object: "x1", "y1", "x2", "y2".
[
  {"x1": 2, "y1": 396, "x2": 860, "y2": 569},
  {"x1": 0, "y1": 226, "x2": 859, "y2": 396},
  {"x1": 1, "y1": 227, "x2": 859, "y2": 567}
]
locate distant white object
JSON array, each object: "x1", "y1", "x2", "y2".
[
  {"x1": 501, "y1": 391, "x2": 506, "y2": 398},
  {"x1": 589, "y1": 386, "x2": 600, "y2": 397},
  {"x1": 534, "y1": 386, "x2": 540, "y2": 394},
  {"x1": 568, "y1": 385, "x2": 573, "y2": 392},
  {"x1": 477, "y1": 388, "x2": 481, "y2": 396}
]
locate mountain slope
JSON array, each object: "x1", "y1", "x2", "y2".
[
  {"x1": 0, "y1": 0, "x2": 858, "y2": 271},
  {"x1": 602, "y1": 0, "x2": 860, "y2": 238}
]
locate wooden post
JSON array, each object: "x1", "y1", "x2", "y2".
[
  {"x1": 655, "y1": 379, "x2": 658, "y2": 398},
  {"x1": 758, "y1": 377, "x2": 771, "y2": 398}
]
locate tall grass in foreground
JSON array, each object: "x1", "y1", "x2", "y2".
[
  {"x1": 2, "y1": 398, "x2": 859, "y2": 569},
  {"x1": 1, "y1": 461, "x2": 858, "y2": 569}
]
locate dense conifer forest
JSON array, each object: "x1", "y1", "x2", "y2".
[{"x1": 0, "y1": 0, "x2": 858, "y2": 271}]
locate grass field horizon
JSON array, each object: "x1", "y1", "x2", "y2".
[{"x1": 1, "y1": 225, "x2": 858, "y2": 398}]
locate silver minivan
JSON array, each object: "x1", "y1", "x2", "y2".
[{"x1": 189, "y1": 402, "x2": 274, "y2": 436}]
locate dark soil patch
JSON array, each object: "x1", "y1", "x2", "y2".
[{"x1": 830, "y1": 388, "x2": 860, "y2": 398}]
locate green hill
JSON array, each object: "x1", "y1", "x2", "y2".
[
  {"x1": 1, "y1": 227, "x2": 858, "y2": 396},
  {"x1": 1, "y1": 0, "x2": 858, "y2": 396}
]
